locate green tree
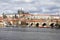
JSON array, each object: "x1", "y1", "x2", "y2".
[
  {"x1": 15, "y1": 14, "x2": 18, "y2": 18},
  {"x1": 2, "y1": 13, "x2": 7, "y2": 19}
]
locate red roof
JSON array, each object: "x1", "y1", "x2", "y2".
[
  {"x1": 27, "y1": 19, "x2": 46, "y2": 22},
  {"x1": 0, "y1": 17, "x2": 3, "y2": 21}
]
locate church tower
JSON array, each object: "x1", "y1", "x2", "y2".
[{"x1": 18, "y1": 8, "x2": 24, "y2": 14}]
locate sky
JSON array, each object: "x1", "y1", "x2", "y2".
[{"x1": 0, "y1": 0, "x2": 60, "y2": 14}]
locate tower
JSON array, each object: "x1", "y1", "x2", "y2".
[{"x1": 18, "y1": 8, "x2": 24, "y2": 14}]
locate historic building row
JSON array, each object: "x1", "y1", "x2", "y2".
[{"x1": 0, "y1": 10, "x2": 60, "y2": 28}]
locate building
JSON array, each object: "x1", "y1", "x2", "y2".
[{"x1": 0, "y1": 10, "x2": 60, "y2": 28}]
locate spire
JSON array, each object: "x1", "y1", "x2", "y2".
[
  {"x1": 21, "y1": 8, "x2": 22, "y2": 11},
  {"x1": 18, "y1": 8, "x2": 24, "y2": 14}
]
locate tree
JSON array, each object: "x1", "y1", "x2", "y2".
[
  {"x1": 15, "y1": 14, "x2": 18, "y2": 18},
  {"x1": 2, "y1": 13, "x2": 7, "y2": 19}
]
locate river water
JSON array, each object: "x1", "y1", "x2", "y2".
[{"x1": 0, "y1": 27, "x2": 60, "y2": 40}]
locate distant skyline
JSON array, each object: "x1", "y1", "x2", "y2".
[{"x1": 0, "y1": 0, "x2": 60, "y2": 14}]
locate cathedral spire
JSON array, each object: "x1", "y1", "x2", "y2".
[{"x1": 18, "y1": 8, "x2": 24, "y2": 14}]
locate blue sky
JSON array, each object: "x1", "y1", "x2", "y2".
[{"x1": 0, "y1": 0, "x2": 60, "y2": 14}]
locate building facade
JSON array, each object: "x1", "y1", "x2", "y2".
[{"x1": 0, "y1": 10, "x2": 60, "y2": 28}]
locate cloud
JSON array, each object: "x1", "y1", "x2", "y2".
[
  {"x1": 4, "y1": 10, "x2": 13, "y2": 13},
  {"x1": 0, "y1": 0, "x2": 60, "y2": 14},
  {"x1": 12, "y1": 0, "x2": 34, "y2": 2}
]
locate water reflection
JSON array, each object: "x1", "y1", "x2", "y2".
[{"x1": 0, "y1": 27, "x2": 60, "y2": 33}]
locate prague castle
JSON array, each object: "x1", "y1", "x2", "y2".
[{"x1": 0, "y1": 9, "x2": 60, "y2": 28}]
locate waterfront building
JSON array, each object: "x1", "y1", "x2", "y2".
[{"x1": 0, "y1": 10, "x2": 60, "y2": 28}]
